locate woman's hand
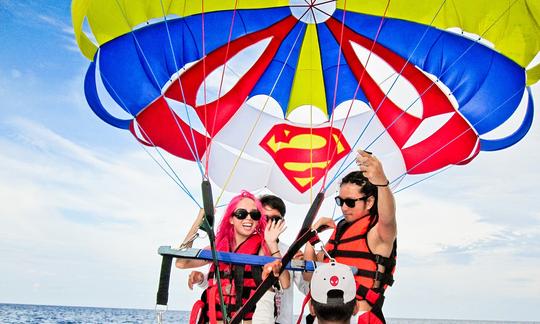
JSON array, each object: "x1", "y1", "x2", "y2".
[
  {"x1": 187, "y1": 270, "x2": 205, "y2": 290},
  {"x1": 262, "y1": 260, "x2": 283, "y2": 280}
]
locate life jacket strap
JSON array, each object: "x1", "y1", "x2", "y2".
[
  {"x1": 296, "y1": 292, "x2": 312, "y2": 324},
  {"x1": 233, "y1": 265, "x2": 245, "y2": 312},
  {"x1": 328, "y1": 233, "x2": 367, "y2": 245},
  {"x1": 208, "y1": 286, "x2": 218, "y2": 324},
  {"x1": 353, "y1": 269, "x2": 394, "y2": 286},
  {"x1": 190, "y1": 300, "x2": 205, "y2": 324},
  {"x1": 374, "y1": 254, "x2": 395, "y2": 269},
  {"x1": 308, "y1": 233, "x2": 321, "y2": 245},
  {"x1": 356, "y1": 285, "x2": 385, "y2": 310}
]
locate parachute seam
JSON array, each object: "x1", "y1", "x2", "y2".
[
  {"x1": 158, "y1": 0, "x2": 206, "y2": 175},
  {"x1": 324, "y1": 0, "x2": 450, "y2": 190},
  {"x1": 214, "y1": 16, "x2": 310, "y2": 206},
  {"x1": 320, "y1": 0, "x2": 392, "y2": 191}
]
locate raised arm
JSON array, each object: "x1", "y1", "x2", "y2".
[
  {"x1": 175, "y1": 209, "x2": 211, "y2": 269},
  {"x1": 357, "y1": 150, "x2": 397, "y2": 245},
  {"x1": 264, "y1": 219, "x2": 290, "y2": 289}
]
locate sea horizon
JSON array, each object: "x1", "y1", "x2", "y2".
[{"x1": 0, "y1": 303, "x2": 537, "y2": 323}]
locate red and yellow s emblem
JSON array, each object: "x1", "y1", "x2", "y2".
[{"x1": 260, "y1": 124, "x2": 351, "y2": 193}]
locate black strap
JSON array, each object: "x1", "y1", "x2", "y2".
[
  {"x1": 233, "y1": 265, "x2": 245, "y2": 311},
  {"x1": 356, "y1": 285, "x2": 385, "y2": 310},
  {"x1": 252, "y1": 266, "x2": 263, "y2": 286},
  {"x1": 353, "y1": 269, "x2": 394, "y2": 286},
  {"x1": 156, "y1": 255, "x2": 173, "y2": 306},
  {"x1": 328, "y1": 233, "x2": 367, "y2": 245},
  {"x1": 329, "y1": 250, "x2": 376, "y2": 259},
  {"x1": 229, "y1": 193, "x2": 328, "y2": 324},
  {"x1": 374, "y1": 254, "x2": 395, "y2": 269}
]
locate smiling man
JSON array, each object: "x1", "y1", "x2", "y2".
[
  {"x1": 304, "y1": 150, "x2": 397, "y2": 324},
  {"x1": 252, "y1": 194, "x2": 310, "y2": 324}
]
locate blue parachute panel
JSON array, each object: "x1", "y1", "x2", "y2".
[
  {"x1": 249, "y1": 21, "x2": 305, "y2": 116},
  {"x1": 317, "y1": 22, "x2": 368, "y2": 116},
  {"x1": 333, "y1": 10, "x2": 527, "y2": 136}
]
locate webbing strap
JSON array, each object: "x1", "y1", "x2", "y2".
[
  {"x1": 353, "y1": 269, "x2": 395, "y2": 286},
  {"x1": 208, "y1": 286, "x2": 218, "y2": 324},
  {"x1": 296, "y1": 292, "x2": 312, "y2": 324},
  {"x1": 156, "y1": 255, "x2": 173, "y2": 306},
  {"x1": 190, "y1": 300, "x2": 205, "y2": 324},
  {"x1": 233, "y1": 265, "x2": 244, "y2": 311},
  {"x1": 328, "y1": 250, "x2": 394, "y2": 269},
  {"x1": 327, "y1": 233, "x2": 366, "y2": 245},
  {"x1": 356, "y1": 285, "x2": 385, "y2": 310}
]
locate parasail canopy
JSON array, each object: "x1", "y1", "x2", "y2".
[{"x1": 72, "y1": 0, "x2": 540, "y2": 203}]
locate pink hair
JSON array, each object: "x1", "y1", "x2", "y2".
[{"x1": 215, "y1": 190, "x2": 269, "y2": 254}]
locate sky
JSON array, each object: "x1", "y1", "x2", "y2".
[{"x1": 1, "y1": 0, "x2": 539, "y2": 322}]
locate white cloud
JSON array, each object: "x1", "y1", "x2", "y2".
[
  {"x1": 0, "y1": 118, "x2": 202, "y2": 308},
  {"x1": 396, "y1": 192, "x2": 504, "y2": 257}
]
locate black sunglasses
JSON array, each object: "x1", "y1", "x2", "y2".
[
  {"x1": 266, "y1": 215, "x2": 283, "y2": 223},
  {"x1": 335, "y1": 196, "x2": 369, "y2": 208},
  {"x1": 233, "y1": 208, "x2": 262, "y2": 221}
]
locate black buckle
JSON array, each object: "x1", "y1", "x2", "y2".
[{"x1": 373, "y1": 271, "x2": 384, "y2": 281}]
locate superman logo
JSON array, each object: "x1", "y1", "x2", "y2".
[{"x1": 260, "y1": 124, "x2": 351, "y2": 193}]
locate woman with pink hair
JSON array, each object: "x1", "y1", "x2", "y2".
[{"x1": 176, "y1": 190, "x2": 289, "y2": 323}]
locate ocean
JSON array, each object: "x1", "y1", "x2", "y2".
[{"x1": 0, "y1": 303, "x2": 536, "y2": 324}]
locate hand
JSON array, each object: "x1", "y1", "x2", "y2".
[
  {"x1": 356, "y1": 150, "x2": 388, "y2": 186},
  {"x1": 312, "y1": 217, "x2": 336, "y2": 230},
  {"x1": 265, "y1": 219, "x2": 286, "y2": 247},
  {"x1": 188, "y1": 271, "x2": 205, "y2": 290},
  {"x1": 262, "y1": 260, "x2": 282, "y2": 280},
  {"x1": 293, "y1": 250, "x2": 304, "y2": 260}
]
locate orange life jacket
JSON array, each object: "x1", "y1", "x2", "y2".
[
  {"x1": 192, "y1": 234, "x2": 263, "y2": 323},
  {"x1": 323, "y1": 215, "x2": 396, "y2": 322}
]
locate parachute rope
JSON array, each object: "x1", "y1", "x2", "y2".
[
  {"x1": 201, "y1": 1, "x2": 211, "y2": 179},
  {"x1": 76, "y1": 0, "x2": 539, "y2": 205},
  {"x1": 320, "y1": 0, "x2": 391, "y2": 191},
  {"x1": 206, "y1": 0, "x2": 240, "y2": 179},
  {"x1": 395, "y1": 87, "x2": 525, "y2": 182},
  {"x1": 324, "y1": 0, "x2": 447, "y2": 190},
  {"x1": 338, "y1": 86, "x2": 524, "y2": 192},
  {"x1": 325, "y1": 0, "x2": 521, "y2": 190},
  {"x1": 99, "y1": 71, "x2": 201, "y2": 206},
  {"x1": 362, "y1": 0, "x2": 519, "y2": 149},
  {"x1": 214, "y1": 18, "x2": 310, "y2": 206},
  {"x1": 108, "y1": 0, "x2": 206, "y2": 180},
  {"x1": 158, "y1": 0, "x2": 206, "y2": 175}
]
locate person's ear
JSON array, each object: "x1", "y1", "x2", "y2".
[
  {"x1": 309, "y1": 301, "x2": 315, "y2": 316},
  {"x1": 366, "y1": 196, "x2": 375, "y2": 210},
  {"x1": 352, "y1": 300, "x2": 360, "y2": 315}
]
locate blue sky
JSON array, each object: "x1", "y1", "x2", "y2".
[{"x1": 1, "y1": 0, "x2": 539, "y2": 321}]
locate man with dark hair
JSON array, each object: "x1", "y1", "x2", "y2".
[
  {"x1": 260, "y1": 194, "x2": 286, "y2": 219},
  {"x1": 309, "y1": 261, "x2": 358, "y2": 323},
  {"x1": 253, "y1": 194, "x2": 310, "y2": 324},
  {"x1": 304, "y1": 150, "x2": 397, "y2": 323}
]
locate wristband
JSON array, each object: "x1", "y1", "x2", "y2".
[
  {"x1": 373, "y1": 179, "x2": 390, "y2": 187},
  {"x1": 271, "y1": 250, "x2": 280, "y2": 256}
]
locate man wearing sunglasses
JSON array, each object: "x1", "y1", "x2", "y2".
[
  {"x1": 303, "y1": 150, "x2": 397, "y2": 324},
  {"x1": 252, "y1": 195, "x2": 310, "y2": 324}
]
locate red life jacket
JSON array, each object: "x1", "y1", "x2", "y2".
[
  {"x1": 192, "y1": 234, "x2": 263, "y2": 323},
  {"x1": 324, "y1": 215, "x2": 396, "y2": 323}
]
